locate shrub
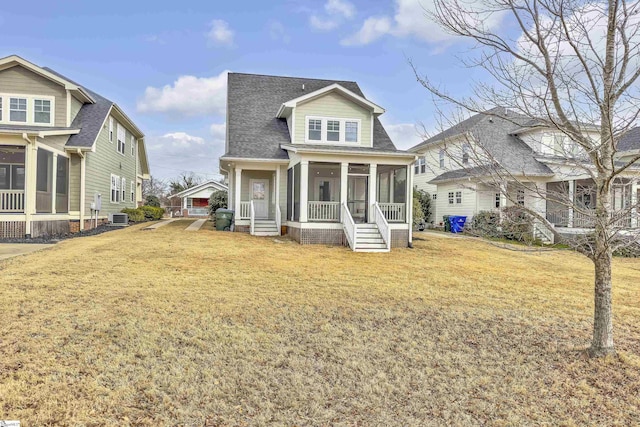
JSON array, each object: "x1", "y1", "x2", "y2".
[
  {"x1": 140, "y1": 205, "x2": 165, "y2": 221},
  {"x1": 470, "y1": 207, "x2": 535, "y2": 244},
  {"x1": 413, "y1": 189, "x2": 433, "y2": 223},
  {"x1": 470, "y1": 210, "x2": 501, "y2": 237},
  {"x1": 145, "y1": 195, "x2": 161, "y2": 207},
  {"x1": 121, "y1": 208, "x2": 145, "y2": 222},
  {"x1": 208, "y1": 190, "x2": 228, "y2": 217},
  {"x1": 412, "y1": 196, "x2": 424, "y2": 227}
]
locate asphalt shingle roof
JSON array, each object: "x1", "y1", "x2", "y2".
[
  {"x1": 42, "y1": 67, "x2": 114, "y2": 148},
  {"x1": 618, "y1": 127, "x2": 640, "y2": 152},
  {"x1": 412, "y1": 108, "x2": 554, "y2": 182},
  {"x1": 225, "y1": 73, "x2": 398, "y2": 160}
]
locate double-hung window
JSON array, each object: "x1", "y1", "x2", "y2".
[
  {"x1": 414, "y1": 157, "x2": 426, "y2": 175},
  {"x1": 117, "y1": 124, "x2": 126, "y2": 155},
  {"x1": 130, "y1": 135, "x2": 135, "y2": 156},
  {"x1": 448, "y1": 192, "x2": 454, "y2": 205},
  {"x1": 308, "y1": 119, "x2": 322, "y2": 141},
  {"x1": 34, "y1": 99, "x2": 51, "y2": 123},
  {"x1": 121, "y1": 177, "x2": 126, "y2": 202},
  {"x1": 345, "y1": 121, "x2": 358, "y2": 142},
  {"x1": 110, "y1": 174, "x2": 120, "y2": 203},
  {"x1": 327, "y1": 120, "x2": 340, "y2": 142},
  {"x1": 462, "y1": 143, "x2": 470, "y2": 165},
  {"x1": 495, "y1": 193, "x2": 501, "y2": 208},
  {"x1": 109, "y1": 118, "x2": 114, "y2": 143},
  {"x1": 10, "y1": 98, "x2": 27, "y2": 122},
  {"x1": 439, "y1": 149, "x2": 445, "y2": 169},
  {"x1": 517, "y1": 189, "x2": 525, "y2": 206},
  {"x1": 130, "y1": 181, "x2": 135, "y2": 202},
  {"x1": 455, "y1": 191, "x2": 462, "y2": 204},
  {"x1": 432, "y1": 194, "x2": 437, "y2": 201}
]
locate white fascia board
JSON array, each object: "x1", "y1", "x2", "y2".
[{"x1": 277, "y1": 83, "x2": 385, "y2": 117}]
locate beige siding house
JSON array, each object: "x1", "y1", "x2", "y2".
[
  {"x1": 220, "y1": 73, "x2": 416, "y2": 252},
  {"x1": 0, "y1": 55, "x2": 150, "y2": 238}
]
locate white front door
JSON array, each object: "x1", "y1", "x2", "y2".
[{"x1": 250, "y1": 179, "x2": 269, "y2": 218}]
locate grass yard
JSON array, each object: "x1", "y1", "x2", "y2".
[{"x1": 1, "y1": 223, "x2": 640, "y2": 426}]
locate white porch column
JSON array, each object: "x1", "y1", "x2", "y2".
[
  {"x1": 51, "y1": 153, "x2": 58, "y2": 214},
  {"x1": 79, "y1": 153, "x2": 86, "y2": 231},
  {"x1": 407, "y1": 165, "x2": 414, "y2": 245},
  {"x1": 368, "y1": 163, "x2": 377, "y2": 223},
  {"x1": 275, "y1": 166, "x2": 281, "y2": 223},
  {"x1": 299, "y1": 161, "x2": 309, "y2": 222},
  {"x1": 234, "y1": 168, "x2": 242, "y2": 215},
  {"x1": 532, "y1": 182, "x2": 547, "y2": 219},
  {"x1": 24, "y1": 142, "x2": 38, "y2": 236},
  {"x1": 568, "y1": 179, "x2": 575, "y2": 228},
  {"x1": 227, "y1": 168, "x2": 234, "y2": 209},
  {"x1": 183, "y1": 197, "x2": 188, "y2": 209},
  {"x1": 631, "y1": 180, "x2": 638, "y2": 228},
  {"x1": 340, "y1": 162, "x2": 348, "y2": 212}
]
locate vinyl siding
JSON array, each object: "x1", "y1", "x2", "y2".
[
  {"x1": 0, "y1": 65, "x2": 67, "y2": 127},
  {"x1": 434, "y1": 182, "x2": 478, "y2": 224},
  {"x1": 69, "y1": 154, "x2": 81, "y2": 211},
  {"x1": 279, "y1": 165, "x2": 287, "y2": 222},
  {"x1": 70, "y1": 96, "x2": 84, "y2": 124},
  {"x1": 294, "y1": 92, "x2": 372, "y2": 147},
  {"x1": 39, "y1": 135, "x2": 69, "y2": 152},
  {"x1": 84, "y1": 114, "x2": 138, "y2": 215}
]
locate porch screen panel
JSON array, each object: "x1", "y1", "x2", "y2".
[
  {"x1": 293, "y1": 163, "x2": 300, "y2": 222},
  {"x1": 287, "y1": 167, "x2": 293, "y2": 221},
  {"x1": 0, "y1": 146, "x2": 25, "y2": 190},
  {"x1": 56, "y1": 157, "x2": 69, "y2": 213},
  {"x1": 393, "y1": 167, "x2": 407, "y2": 204},
  {"x1": 36, "y1": 149, "x2": 53, "y2": 213}
]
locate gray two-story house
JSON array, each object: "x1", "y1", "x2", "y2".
[{"x1": 0, "y1": 55, "x2": 150, "y2": 238}]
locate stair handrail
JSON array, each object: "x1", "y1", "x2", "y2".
[
  {"x1": 373, "y1": 202, "x2": 391, "y2": 251},
  {"x1": 275, "y1": 204, "x2": 282, "y2": 236},
  {"x1": 341, "y1": 202, "x2": 357, "y2": 251},
  {"x1": 250, "y1": 200, "x2": 255, "y2": 235},
  {"x1": 533, "y1": 220, "x2": 554, "y2": 244}
]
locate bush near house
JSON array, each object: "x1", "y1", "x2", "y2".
[
  {"x1": 471, "y1": 207, "x2": 536, "y2": 244},
  {"x1": 208, "y1": 190, "x2": 228, "y2": 217},
  {"x1": 144, "y1": 195, "x2": 161, "y2": 207},
  {"x1": 413, "y1": 189, "x2": 432, "y2": 224},
  {"x1": 121, "y1": 206, "x2": 164, "y2": 222}
]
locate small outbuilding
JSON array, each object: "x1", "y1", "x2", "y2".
[{"x1": 174, "y1": 180, "x2": 228, "y2": 217}]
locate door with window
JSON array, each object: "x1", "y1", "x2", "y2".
[
  {"x1": 250, "y1": 179, "x2": 269, "y2": 218},
  {"x1": 347, "y1": 175, "x2": 368, "y2": 223}
]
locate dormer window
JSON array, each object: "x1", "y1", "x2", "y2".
[
  {"x1": 305, "y1": 116, "x2": 361, "y2": 144},
  {"x1": 308, "y1": 119, "x2": 322, "y2": 141},
  {"x1": 10, "y1": 98, "x2": 27, "y2": 122}
]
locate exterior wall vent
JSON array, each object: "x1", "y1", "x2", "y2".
[{"x1": 108, "y1": 213, "x2": 129, "y2": 226}]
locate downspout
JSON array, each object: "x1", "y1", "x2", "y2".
[
  {"x1": 76, "y1": 149, "x2": 86, "y2": 231},
  {"x1": 21, "y1": 133, "x2": 36, "y2": 238}
]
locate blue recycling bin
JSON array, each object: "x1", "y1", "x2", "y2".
[{"x1": 449, "y1": 215, "x2": 467, "y2": 233}]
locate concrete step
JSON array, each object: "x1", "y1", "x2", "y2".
[
  {"x1": 253, "y1": 231, "x2": 280, "y2": 236},
  {"x1": 355, "y1": 242, "x2": 388, "y2": 249},
  {"x1": 354, "y1": 248, "x2": 390, "y2": 253},
  {"x1": 358, "y1": 237, "x2": 385, "y2": 244}
]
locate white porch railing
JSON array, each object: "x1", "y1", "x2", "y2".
[
  {"x1": 0, "y1": 190, "x2": 25, "y2": 212},
  {"x1": 276, "y1": 204, "x2": 282, "y2": 236},
  {"x1": 533, "y1": 221, "x2": 555, "y2": 244},
  {"x1": 239, "y1": 201, "x2": 250, "y2": 219},
  {"x1": 373, "y1": 202, "x2": 391, "y2": 251},
  {"x1": 547, "y1": 209, "x2": 632, "y2": 228},
  {"x1": 250, "y1": 200, "x2": 255, "y2": 235},
  {"x1": 378, "y1": 202, "x2": 405, "y2": 222},
  {"x1": 341, "y1": 202, "x2": 356, "y2": 251},
  {"x1": 308, "y1": 201, "x2": 340, "y2": 222},
  {"x1": 187, "y1": 207, "x2": 209, "y2": 216}
]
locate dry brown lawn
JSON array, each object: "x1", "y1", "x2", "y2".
[{"x1": 1, "y1": 222, "x2": 640, "y2": 426}]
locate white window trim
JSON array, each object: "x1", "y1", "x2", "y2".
[
  {"x1": 110, "y1": 173, "x2": 120, "y2": 203},
  {"x1": 448, "y1": 191, "x2": 454, "y2": 205},
  {"x1": 455, "y1": 191, "x2": 462, "y2": 204},
  {"x1": 121, "y1": 177, "x2": 126, "y2": 202},
  {"x1": 116, "y1": 123, "x2": 126, "y2": 156},
  {"x1": 130, "y1": 135, "x2": 135, "y2": 156},
  {"x1": 0, "y1": 94, "x2": 55, "y2": 127},
  {"x1": 130, "y1": 181, "x2": 135, "y2": 202},
  {"x1": 304, "y1": 116, "x2": 362, "y2": 146}
]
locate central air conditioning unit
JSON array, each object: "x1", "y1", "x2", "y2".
[{"x1": 108, "y1": 213, "x2": 129, "y2": 226}]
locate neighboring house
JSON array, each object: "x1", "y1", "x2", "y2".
[
  {"x1": 410, "y1": 107, "x2": 640, "y2": 242},
  {"x1": 174, "y1": 180, "x2": 228, "y2": 217},
  {"x1": 0, "y1": 55, "x2": 150, "y2": 239},
  {"x1": 219, "y1": 73, "x2": 416, "y2": 252}
]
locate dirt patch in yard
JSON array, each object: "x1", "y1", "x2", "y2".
[{"x1": 0, "y1": 224, "x2": 639, "y2": 425}]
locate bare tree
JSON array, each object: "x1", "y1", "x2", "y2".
[
  {"x1": 168, "y1": 172, "x2": 204, "y2": 194},
  {"x1": 142, "y1": 175, "x2": 167, "y2": 199},
  {"x1": 414, "y1": 0, "x2": 640, "y2": 357}
]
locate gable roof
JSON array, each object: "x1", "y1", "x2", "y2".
[
  {"x1": 224, "y1": 73, "x2": 398, "y2": 160},
  {"x1": 412, "y1": 108, "x2": 553, "y2": 180},
  {"x1": 276, "y1": 83, "x2": 385, "y2": 117},
  {"x1": 174, "y1": 180, "x2": 228, "y2": 198}
]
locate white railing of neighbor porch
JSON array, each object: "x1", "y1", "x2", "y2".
[
  {"x1": 276, "y1": 204, "x2": 282, "y2": 236},
  {"x1": 250, "y1": 200, "x2": 255, "y2": 235},
  {"x1": 239, "y1": 201, "x2": 250, "y2": 219},
  {"x1": 187, "y1": 208, "x2": 208, "y2": 216},
  {"x1": 341, "y1": 202, "x2": 357, "y2": 251},
  {"x1": 308, "y1": 201, "x2": 340, "y2": 222},
  {"x1": 373, "y1": 202, "x2": 391, "y2": 251},
  {"x1": 378, "y1": 202, "x2": 405, "y2": 222},
  {"x1": 0, "y1": 190, "x2": 25, "y2": 212}
]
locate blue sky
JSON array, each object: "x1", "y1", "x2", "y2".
[{"x1": 0, "y1": 0, "x2": 500, "y2": 181}]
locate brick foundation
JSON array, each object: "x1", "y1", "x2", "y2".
[
  {"x1": 0, "y1": 221, "x2": 26, "y2": 239},
  {"x1": 391, "y1": 229, "x2": 410, "y2": 248},
  {"x1": 235, "y1": 225, "x2": 250, "y2": 233},
  {"x1": 69, "y1": 218, "x2": 109, "y2": 233}
]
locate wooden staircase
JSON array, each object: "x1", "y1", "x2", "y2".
[
  {"x1": 252, "y1": 219, "x2": 280, "y2": 236},
  {"x1": 353, "y1": 223, "x2": 389, "y2": 252}
]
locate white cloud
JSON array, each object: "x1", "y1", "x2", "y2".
[
  {"x1": 137, "y1": 70, "x2": 229, "y2": 116},
  {"x1": 268, "y1": 20, "x2": 290, "y2": 43},
  {"x1": 207, "y1": 19, "x2": 234, "y2": 47},
  {"x1": 309, "y1": 15, "x2": 340, "y2": 31},
  {"x1": 342, "y1": 0, "x2": 505, "y2": 46},
  {"x1": 384, "y1": 123, "x2": 424, "y2": 150},
  {"x1": 163, "y1": 132, "x2": 205, "y2": 148},
  {"x1": 325, "y1": 0, "x2": 356, "y2": 18},
  {"x1": 341, "y1": 17, "x2": 391, "y2": 46}
]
